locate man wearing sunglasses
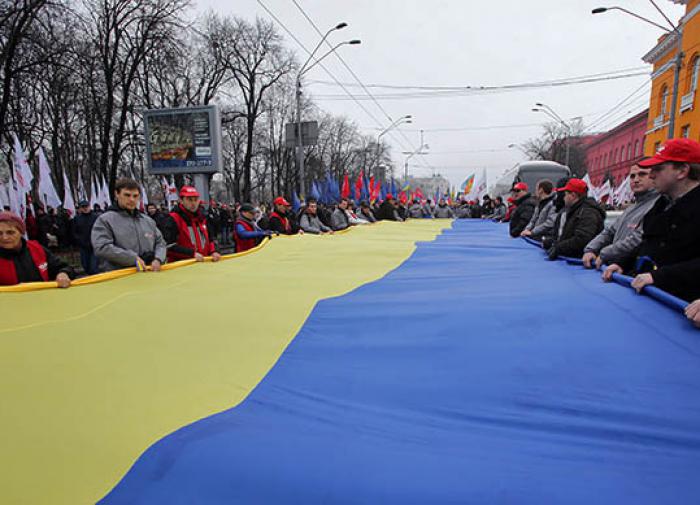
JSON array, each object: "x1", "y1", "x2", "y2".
[
  {"x1": 582, "y1": 164, "x2": 658, "y2": 270},
  {"x1": 603, "y1": 138, "x2": 700, "y2": 302}
]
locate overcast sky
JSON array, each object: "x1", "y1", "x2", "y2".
[{"x1": 196, "y1": 0, "x2": 685, "y2": 188}]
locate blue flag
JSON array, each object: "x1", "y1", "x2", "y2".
[
  {"x1": 292, "y1": 191, "x2": 301, "y2": 214},
  {"x1": 311, "y1": 181, "x2": 321, "y2": 201}
]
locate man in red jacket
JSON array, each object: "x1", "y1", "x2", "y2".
[{"x1": 163, "y1": 186, "x2": 221, "y2": 263}]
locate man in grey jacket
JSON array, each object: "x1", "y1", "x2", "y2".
[
  {"x1": 330, "y1": 198, "x2": 351, "y2": 231},
  {"x1": 91, "y1": 178, "x2": 167, "y2": 272},
  {"x1": 521, "y1": 180, "x2": 556, "y2": 240},
  {"x1": 582, "y1": 164, "x2": 659, "y2": 269},
  {"x1": 299, "y1": 198, "x2": 333, "y2": 234},
  {"x1": 433, "y1": 198, "x2": 455, "y2": 218}
]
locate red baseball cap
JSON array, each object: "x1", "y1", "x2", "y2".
[
  {"x1": 273, "y1": 196, "x2": 290, "y2": 206},
  {"x1": 512, "y1": 182, "x2": 528, "y2": 192},
  {"x1": 638, "y1": 138, "x2": 700, "y2": 167},
  {"x1": 385, "y1": 193, "x2": 394, "y2": 200},
  {"x1": 179, "y1": 186, "x2": 200, "y2": 198},
  {"x1": 557, "y1": 178, "x2": 588, "y2": 195}
]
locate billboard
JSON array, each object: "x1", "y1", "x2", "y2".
[{"x1": 143, "y1": 105, "x2": 222, "y2": 175}]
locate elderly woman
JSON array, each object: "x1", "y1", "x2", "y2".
[{"x1": 0, "y1": 211, "x2": 73, "y2": 287}]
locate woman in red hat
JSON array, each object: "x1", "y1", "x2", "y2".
[{"x1": 0, "y1": 211, "x2": 74, "y2": 287}]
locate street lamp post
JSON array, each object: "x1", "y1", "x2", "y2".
[
  {"x1": 375, "y1": 115, "x2": 412, "y2": 177},
  {"x1": 532, "y1": 104, "x2": 571, "y2": 167},
  {"x1": 296, "y1": 24, "x2": 360, "y2": 196},
  {"x1": 593, "y1": 6, "x2": 682, "y2": 139},
  {"x1": 403, "y1": 143, "x2": 429, "y2": 182}
]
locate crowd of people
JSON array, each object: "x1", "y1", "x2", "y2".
[{"x1": 2, "y1": 138, "x2": 699, "y2": 327}]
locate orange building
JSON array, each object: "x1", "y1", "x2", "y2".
[{"x1": 644, "y1": 0, "x2": 700, "y2": 154}]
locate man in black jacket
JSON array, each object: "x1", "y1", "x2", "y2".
[
  {"x1": 603, "y1": 138, "x2": 700, "y2": 301},
  {"x1": 72, "y1": 200, "x2": 99, "y2": 275},
  {"x1": 543, "y1": 178, "x2": 605, "y2": 259},
  {"x1": 509, "y1": 182, "x2": 536, "y2": 237}
]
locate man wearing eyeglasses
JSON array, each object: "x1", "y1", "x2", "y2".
[
  {"x1": 582, "y1": 164, "x2": 658, "y2": 270},
  {"x1": 603, "y1": 138, "x2": 700, "y2": 302}
]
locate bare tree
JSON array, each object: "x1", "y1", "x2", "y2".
[{"x1": 220, "y1": 16, "x2": 294, "y2": 201}]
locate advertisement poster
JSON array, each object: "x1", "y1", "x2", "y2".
[{"x1": 144, "y1": 106, "x2": 221, "y2": 175}]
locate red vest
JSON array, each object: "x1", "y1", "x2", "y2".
[
  {"x1": 234, "y1": 218, "x2": 262, "y2": 252},
  {"x1": 0, "y1": 240, "x2": 49, "y2": 285},
  {"x1": 269, "y1": 211, "x2": 291, "y2": 234},
  {"x1": 167, "y1": 206, "x2": 215, "y2": 262}
]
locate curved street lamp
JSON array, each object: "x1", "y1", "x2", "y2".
[
  {"x1": 592, "y1": 6, "x2": 681, "y2": 139},
  {"x1": 296, "y1": 25, "x2": 360, "y2": 196}
]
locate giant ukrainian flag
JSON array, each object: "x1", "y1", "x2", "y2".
[{"x1": 3, "y1": 219, "x2": 700, "y2": 504}]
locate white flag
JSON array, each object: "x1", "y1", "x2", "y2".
[
  {"x1": 89, "y1": 174, "x2": 98, "y2": 209},
  {"x1": 597, "y1": 179, "x2": 613, "y2": 203},
  {"x1": 474, "y1": 168, "x2": 488, "y2": 201},
  {"x1": 614, "y1": 176, "x2": 634, "y2": 206},
  {"x1": 168, "y1": 177, "x2": 179, "y2": 203},
  {"x1": 62, "y1": 170, "x2": 76, "y2": 216},
  {"x1": 38, "y1": 148, "x2": 62, "y2": 209},
  {"x1": 12, "y1": 134, "x2": 33, "y2": 217},
  {"x1": 99, "y1": 174, "x2": 110, "y2": 208},
  {"x1": 77, "y1": 170, "x2": 88, "y2": 201}
]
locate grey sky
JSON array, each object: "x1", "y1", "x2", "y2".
[{"x1": 196, "y1": 0, "x2": 684, "y2": 189}]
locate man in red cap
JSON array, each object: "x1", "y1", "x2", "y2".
[
  {"x1": 267, "y1": 196, "x2": 302, "y2": 235},
  {"x1": 376, "y1": 194, "x2": 404, "y2": 221},
  {"x1": 542, "y1": 178, "x2": 605, "y2": 260},
  {"x1": 508, "y1": 182, "x2": 536, "y2": 237},
  {"x1": 603, "y1": 138, "x2": 700, "y2": 302},
  {"x1": 163, "y1": 186, "x2": 220, "y2": 263}
]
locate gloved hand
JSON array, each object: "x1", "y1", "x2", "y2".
[
  {"x1": 541, "y1": 237, "x2": 554, "y2": 250},
  {"x1": 546, "y1": 246, "x2": 559, "y2": 261}
]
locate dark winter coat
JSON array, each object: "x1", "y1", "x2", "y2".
[
  {"x1": 550, "y1": 197, "x2": 606, "y2": 258},
  {"x1": 636, "y1": 185, "x2": 700, "y2": 302},
  {"x1": 509, "y1": 194, "x2": 537, "y2": 237}
]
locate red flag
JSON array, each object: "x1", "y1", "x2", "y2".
[
  {"x1": 354, "y1": 172, "x2": 364, "y2": 201},
  {"x1": 399, "y1": 191, "x2": 408, "y2": 204},
  {"x1": 370, "y1": 179, "x2": 380, "y2": 203},
  {"x1": 415, "y1": 187, "x2": 424, "y2": 200},
  {"x1": 341, "y1": 173, "x2": 350, "y2": 199}
]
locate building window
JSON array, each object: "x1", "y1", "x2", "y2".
[
  {"x1": 603, "y1": 153, "x2": 607, "y2": 167},
  {"x1": 627, "y1": 143, "x2": 632, "y2": 160},
  {"x1": 661, "y1": 85, "x2": 669, "y2": 115},
  {"x1": 692, "y1": 56, "x2": 700, "y2": 92},
  {"x1": 634, "y1": 139, "x2": 640, "y2": 157},
  {"x1": 682, "y1": 125, "x2": 690, "y2": 138}
]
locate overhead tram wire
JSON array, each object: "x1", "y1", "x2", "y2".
[
  {"x1": 585, "y1": 80, "x2": 651, "y2": 132},
  {"x1": 289, "y1": 0, "x2": 435, "y2": 174},
  {"x1": 310, "y1": 72, "x2": 650, "y2": 101},
  {"x1": 308, "y1": 66, "x2": 651, "y2": 91},
  {"x1": 256, "y1": 0, "x2": 417, "y2": 161},
  {"x1": 583, "y1": 79, "x2": 652, "y2": 133}
]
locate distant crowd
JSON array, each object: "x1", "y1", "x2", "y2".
[{"x1": 2, "y1": 138, "x2": 699, "y2": 327}]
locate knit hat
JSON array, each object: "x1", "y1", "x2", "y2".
[{"x1": 0, "y1": 211, "x2": 26, "y2": 234}]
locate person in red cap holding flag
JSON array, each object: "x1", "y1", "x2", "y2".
[
  {"x1": 163, "y1": 186, "x2": 220, "y2": 263},
  {"x1": 267, "y1": 196, "x2": 302, "y2": 235},
  {"x1": 542, "y1": 178, "x2": 605, "y2": 260},
  {"x1": 603, "y1": 138, "x2": 700, "y2": 302},
  {"x1": 508, "y1": 182, "x2": 536, "y2": 237}
]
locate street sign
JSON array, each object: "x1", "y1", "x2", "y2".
[
  {"x1": 143, "y1": 105, "x2": 222, "y2": 175},
  {"x1": 285, "y1": 121, "x2": 319, "y2": 148}
]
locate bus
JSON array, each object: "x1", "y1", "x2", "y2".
[{"x1": 512, "y1": 161, "x2": 571, "y2": 193}]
